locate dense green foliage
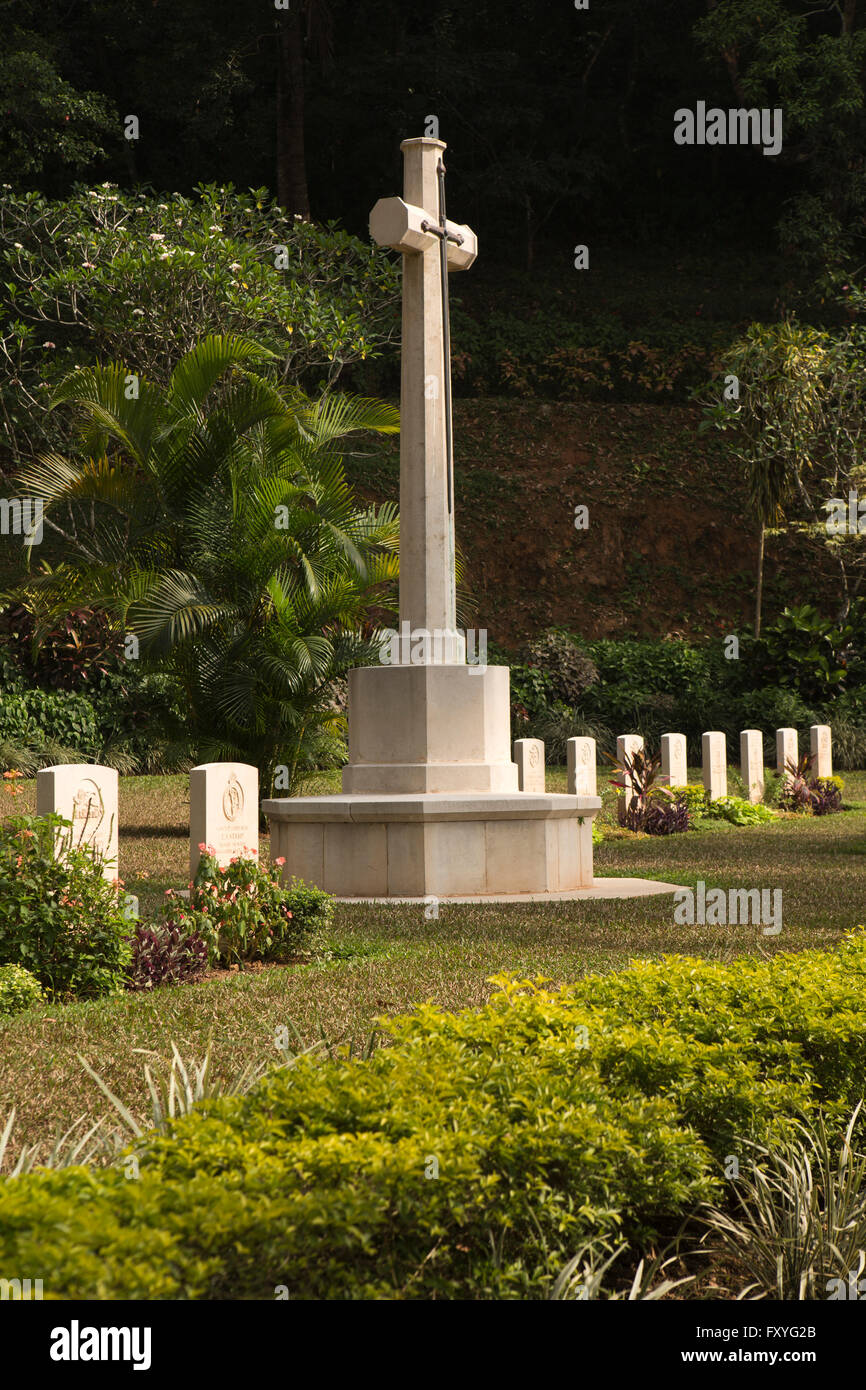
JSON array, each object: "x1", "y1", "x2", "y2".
[
  {"x1": 0, "y1": 184, "x2": 400, "y2": 468},
  {"x1": 0, "y1": 933, "x2": 864, "y2": 1298},
  {"x1": 0, "y1": 814, "x2": 130, "y2": 1000},
  {"x1": 0, "y1": 963, "x2": 43, "y2": 1016},
  {"x1": 4, "y1": 1, "x2": 865, "y2": 291},
  {"x1": 7, "y1": 336, "x2": 400, "y2": 792},
  {"x1": 0, "y1": 17, "x2": 116, "y2": 187},
  {"x1": 510, "y1": 619, "x2": 866, "y2": 768}
]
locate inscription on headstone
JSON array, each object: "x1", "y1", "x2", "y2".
[
  {"x1": 189, "y1": 762, "x2": 259, "y2": 880},
  {"x1": 513, "y1": 738, "x2": 545, "y2": 793},
  {"x1": 567, "y1": 737, "x2": 597, "y2": 796},
  {"x1": 702, "y1": 731, "x2": 727, "y2": 801},
  {"x1": 660, "y1": 733, "x2": 687, "y2": 788},
  {"x1": 740, "y1": 729, "x2": 764, "y2": 804},
  {"x1": 810, "y1": 724, "x2": 832, "y2": 779},
  {"x1": 36, "y1": 763, "x2": 119, "y2": 883},
  {"x1": 776, "y1": 727, "x2": 798, "y2": 781}
]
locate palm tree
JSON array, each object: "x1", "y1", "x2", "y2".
[{"x1": 10, "y1": 335, "x2": 399, "y2": 793}]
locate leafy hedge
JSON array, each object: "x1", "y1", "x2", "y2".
[
  {"x1": 1, "y1": 933, "x2": 865, "y2": 1299},
  {"x1": 508, "y1": 619, "x2": 866, "y2": 768}
]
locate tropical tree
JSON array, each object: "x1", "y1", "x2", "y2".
[
  {"x1": 704, "y1": 318, "x2": 866, "y2": 630},
  {"x1": 8, "y1": 335, "x2": 400, "y2": 794},
  {"x1": 701, "y1": 321, "x2": 827, "y2": 635}
]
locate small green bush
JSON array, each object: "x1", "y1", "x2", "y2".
[
  {"x1": 163, "y1": 850, "x2": 333, "y2": 966},
  {"x1": 0, "y1": 814, "x2": 130, "y2": 999},
  {"x1": 656, "y1": 783, "x2": 706, "y2": 814},
  {"x1": 1, "y1": 933, "x2": 865, "y2": 1299},
  {"x1": 702, "y1": 796, "x2": 776, "y2": 826},
  {"x1": 0, "y1": 963, "x2": 43, "y2": 1016}
]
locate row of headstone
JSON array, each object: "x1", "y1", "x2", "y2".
[
  {"x1": 514, "y1": 724, "x2": 833, "y2": 805},
  {"x1": 35, "y1": 761, "x2": 260, "y2": 884}
]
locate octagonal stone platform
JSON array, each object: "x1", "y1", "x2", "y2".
[{"x1": 263, "y1": 791, "x2": 601, "y2": 899}]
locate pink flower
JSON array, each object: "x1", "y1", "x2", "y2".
[
  {"x1": 198, "y1": 842, "x2": 208, "y2": 852},
  {"x1": 274, "y1": 856, "x2": 286, "y2": 867}
]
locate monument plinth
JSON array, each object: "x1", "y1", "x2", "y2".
[{"x1": 264, "y1": 137, "x2": 600, "y2": 899}]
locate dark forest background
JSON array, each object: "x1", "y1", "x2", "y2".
[
  {"x1": 2, "y1": 0, "x2": 864, "y2": 303},
  {"x1": 3, "y1": 0, "x2": 866, "y2": 778}
]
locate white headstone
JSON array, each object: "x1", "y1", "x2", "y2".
[
  {"x1": 617, "y1": 734, "x2": 644, "y2": 812},
  {"x1": 702, "y1": 731, "x2": 727, "y2": 801},
  {"x1": 660, "y1": 733, "x2": 687, "y2": 788},
  {"x1": 776, "y1": 727, "x2": 798, "y2": 780},
  {"x1": 36, "y1": 763, "x2": 119, "y2": 883},
  {"x1": 810, "y1": 724, "x2": 832, "y2": 779},
  {"x1": 513, "y1": 738, "x2": 545, "y2": 793},
  {"x1": 567, "y1": 737, "x2": 596, "y2": 796},
  {"x1": 740, "y1": 729, "x2": 764, "y2": 803},
  {"x1": 189, "y1": 762, "x2": 259, "y2": 881}
]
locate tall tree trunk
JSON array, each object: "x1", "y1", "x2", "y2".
[
  {"x1": 754, "y1": 526, "x2": 765, "y2": 637},
  {"x1": 525, "y1": 193, "x2": 535, "y2": 273},
  {"x1": 276, "y1": 12, "x2": 310, "y2": 218}
]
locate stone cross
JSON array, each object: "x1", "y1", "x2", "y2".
[{"x1": 369, "y1": 138, "x2": 477, "y2": 663}]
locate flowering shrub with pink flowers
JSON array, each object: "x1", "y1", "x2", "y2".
[
  {"x1": 161, "y1": 846, "x2": 333, "y2": 967},
  {"x1": 0, "y1": 812, "x2": 131, "y2": 999}
]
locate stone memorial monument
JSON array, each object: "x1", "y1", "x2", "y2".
[
  {"x1": 616, "y1": 734, "x2": 644, "y2": 817},
  {"x1": 263, "y1": 136, "x2": 602, "y2": 898}
]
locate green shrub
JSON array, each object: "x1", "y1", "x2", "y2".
[
  {"x1": 0, "y1": 814, "x2": 130, "y2": 999},
  {"x1": 702, "y1": 796, "x2": 776, "y2": 826},
  {"x1": 656, "y1": 783, "x2": 706, "y2": 814},
  {"x1": 0, "y1": 689, "x2": 98, "y2": 753},
  {"x1": 1, "y1": 933, "x2": 865, "y2": 1298},
  {"x1": 163, "y1": 851, "x2": 333, "y2": 966},
  {"x1": 0, "y1": 963, "x2": 43, "y2": 1016},
  {"x1": 0, "y1": 184, "x2": 400, "y2": 467}
]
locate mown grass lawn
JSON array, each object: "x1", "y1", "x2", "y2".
[{"x1": 2, "y1": 767, "x2": 865, "y2": 1162}]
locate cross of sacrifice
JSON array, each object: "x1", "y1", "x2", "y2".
[{"x1": 369, "y1": 137, "x2": 477, "y2": 664}]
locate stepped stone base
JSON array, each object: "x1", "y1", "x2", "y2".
[
  {"x1": 341, "y1": 664, "x2": 519, "y2": 794},
  {"x1": 262, "y1": 791, "x2": 601, "y2": 899}
]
